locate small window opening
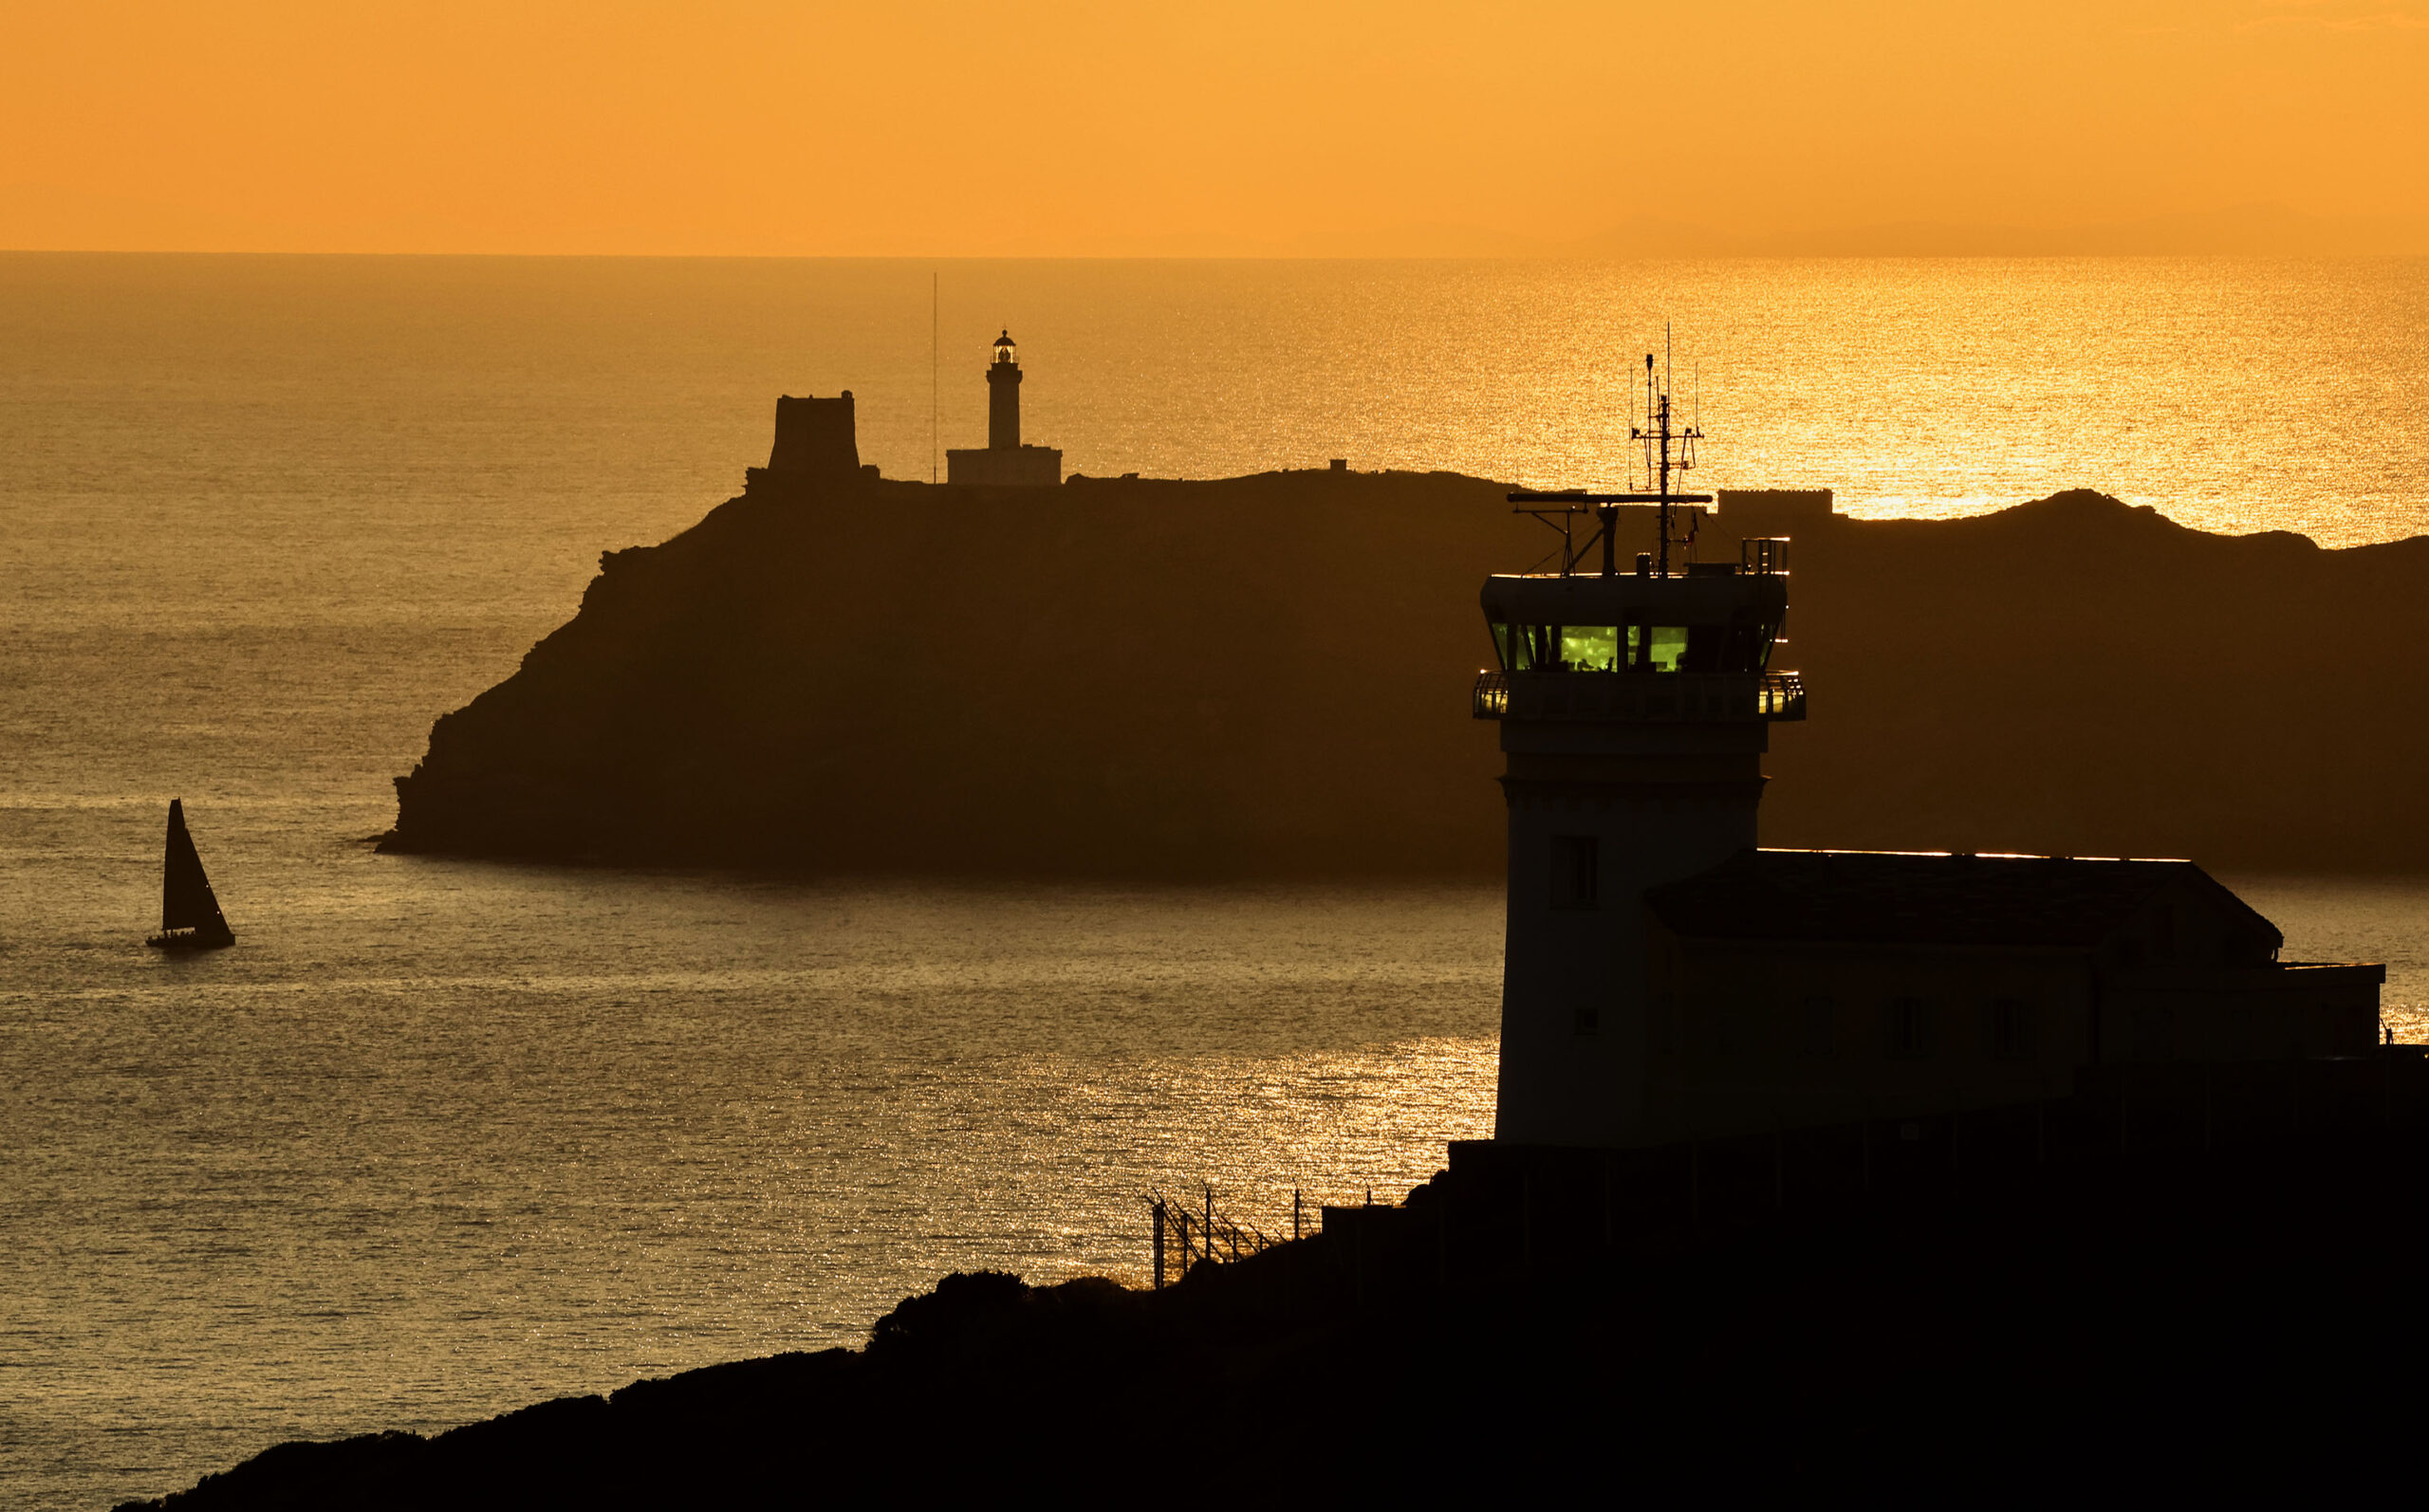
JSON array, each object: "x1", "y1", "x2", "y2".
[
  {"x1": 1993, "y1": 999, "x2": 2032, "y2": 1060},
  {"x1": 1573, "y1": 1005, "x2": 1601, "y2": 1037},
  {"x1": 1885, "y1": 997, "x2": 1929, "y2": 1059},
  {"x1": 1645, "y1": 626, "x2": 1689, "y2": 673},
  {"x1": 1549, "y1": 835, "x2": 1599, "y2": 910}
]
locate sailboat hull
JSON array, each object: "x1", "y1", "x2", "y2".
[{"x1": 146, "y1": 927, "x2": 235, "y2": 950}]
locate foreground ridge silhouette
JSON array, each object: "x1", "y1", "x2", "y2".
[
  {"x1": 380, "y1": 464, "x2": 2429, "y2": 877},
  {"x1": 121, "y1": 1094, "x2": 2429, "y2": 1504}
]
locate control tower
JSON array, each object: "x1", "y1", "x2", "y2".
[
  {"x1": 1474, "y1": 348, "x2": 1806, "y2": 1146},
  {"x1": 947, "y1": 331, "x2": 1064, "y2": 488}
]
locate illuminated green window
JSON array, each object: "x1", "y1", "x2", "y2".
[
  {"x1": 1559, "y1": 625, "x2": 1620, "y2": 673},
  {"x1": 1491, "y1": 623, "x2": 1543, "y2": 671},
  {"x1": 1646, "y1": 626, "x2": 1688, "y2": 673},
  {"x1": 1492, "y1": 625, "x2": 1579, "y2": 672}
]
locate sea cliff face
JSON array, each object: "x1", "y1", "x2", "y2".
[{"x1": 381, "y1": 472, "x2": 2429, "y2": 876}]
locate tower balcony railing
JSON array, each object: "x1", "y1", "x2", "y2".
[{"x1": 1471, "y1": 669, "x2": 1806, "y2": 723}]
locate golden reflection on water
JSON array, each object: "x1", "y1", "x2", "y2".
[{"x1": 0, "y1": 856, "x2": 1506, "y2": 1509}]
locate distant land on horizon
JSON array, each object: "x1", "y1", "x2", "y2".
[{"x1": 381, "y1": 469, "x2": 2429, "y2": 880}]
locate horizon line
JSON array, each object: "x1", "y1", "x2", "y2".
[{"x1": 8, "y1": 247, "x2": 2428, "y2": 263}]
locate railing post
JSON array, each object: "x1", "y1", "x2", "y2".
[
  {"x1": 2205, "y1": 1063, "x2": 2215, "y2": 1151},
  {"x1": 1602, "y1": 1155, "x2": 1613, "y2": 1246},
  {"x1": 1152, "y1": 1199, "x2": 1165, "y2": 1290},
  {"x1": 1687, "y1": 1146, "x2": 1699, "y2": 1235},
  {"x1": 1428, "y1": 1184, "x2": 1447, "y2": 1291},
  {"x1": 2120, "y1": 1065, "x2": 2131, "y2": 1157}
]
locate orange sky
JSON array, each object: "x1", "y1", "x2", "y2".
[{"x1": 2, "y1": 0, "x2": 2422, "y2": 255}]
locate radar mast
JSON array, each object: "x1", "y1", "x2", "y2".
[
  {"x1": 1632, "y1": 323, "x2": 1704, "y2": 578},
  {"x1": 1507, "y1": 323, "x2": 1715, "y2": 579}
]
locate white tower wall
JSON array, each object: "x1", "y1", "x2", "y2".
[{"x1": 1494, "y1": 723, "x2": 1768, "y2": 1145}]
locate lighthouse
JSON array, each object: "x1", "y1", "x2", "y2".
[
  {"x1": 987, "y1": 330, "x2": 1022, "y2": 448},
  {"x1": 948, "y1": 330, "x2": 1064, "y2": 487},
  {"x1": 1474, "y1": 351, "x2": 1806, "y2": 1146}
]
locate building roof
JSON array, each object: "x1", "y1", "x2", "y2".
[{"x1": 1644, "y1": 848, "x2": 2282, "y2": 952}]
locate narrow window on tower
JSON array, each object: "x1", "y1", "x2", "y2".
[
  {"x1": 1520, "y1": 624, "x2": 1556, "y2": 671},
  {"x1": 1491, "y1": 622, "x2": 1518, "y2": 672},
  {"x1": 1647, "y1": 626, "x2": 1689, "y2": 673},
  {"x1": 1802, "y1": 995, "x2": 1836, "y2": 1058},
  {"x1": 1993, "y1": 999, "x2": 2032, "y2": 1060},
  {"x1": 1549, "y1": 835, "x2": 1599, "y2": 910},
  {"x1": 1884, "y1": 997, "x2": 1929, "y2": 1060},
  {"x1": 1572, "y1": 1005, "x2": 1601, "y2": 1037}
]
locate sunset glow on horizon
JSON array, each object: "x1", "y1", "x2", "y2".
[{"x1": 4, "y1": 0, "x2": 2424, "y2": 257}]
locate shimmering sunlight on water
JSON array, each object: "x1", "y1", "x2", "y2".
[
  {"x1": 0, "y1": 854, "x2": 1503, "y2": 1508},
  {"x1": 1, "y1": 254, "x2": 2423, "y2": 1508}
]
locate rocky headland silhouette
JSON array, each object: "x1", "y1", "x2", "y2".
[
  {"x1": 382, "y1": 472, "x2": 2428, "y2": 876},
  {"x1": 121, "y1": 1103, "x2": 2429, "y2": 1503}
]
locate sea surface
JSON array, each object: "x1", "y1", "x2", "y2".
[{"x1": 2, "y1": 254, "x2": 2424, "y2": 1509}]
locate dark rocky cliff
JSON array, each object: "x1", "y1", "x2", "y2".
[
  {"x1": 119, "y1": 1114, "x2": 2429, "y2": 1503},
  {"x1": 382, "y1": 472, "x2": 2429, "y2": 876}
]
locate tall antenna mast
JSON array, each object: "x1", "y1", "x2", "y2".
[
  {"x1": 1631, "y1": 322, "x2": 1702, "y2": 577},
  {"x1": 1505, "y1": 323, "x2": 1712, "y2": 579},
  {"x1": 930, "y1": 272, "x2": 939, "y2": 486}
]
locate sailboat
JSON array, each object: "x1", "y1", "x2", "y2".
[{"x1": 146, "y1": 799, "x2": 236, "y2": 950}]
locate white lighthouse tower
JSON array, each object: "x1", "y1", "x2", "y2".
[
  {"x1": 1474, "y1": 350, "x2": 1807, "y2": 1146},
  {"x1": 946, "y1": 331, "x2": 1064, "y2": 488}
]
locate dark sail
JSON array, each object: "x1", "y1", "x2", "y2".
[{"x1": 159, "y1": 799, "x2": 234, "y2": 946}]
